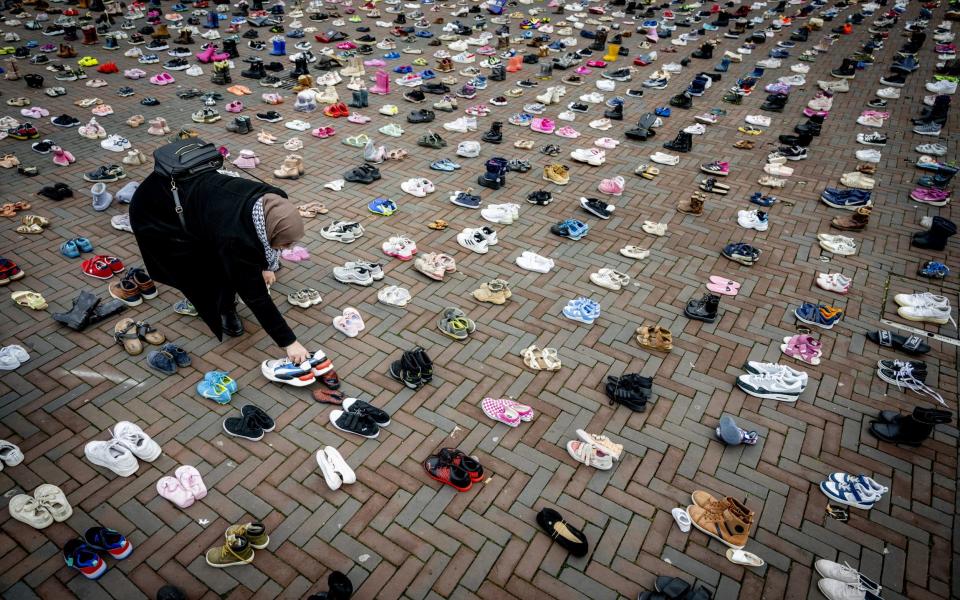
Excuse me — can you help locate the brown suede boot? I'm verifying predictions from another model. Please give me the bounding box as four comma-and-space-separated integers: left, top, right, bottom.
58, 44, 77, 58
688, 493, 753, 549
175, 29, 194, 44
677, 192, 705, 215
831, 206, 870, 231
152, 24, 170, 39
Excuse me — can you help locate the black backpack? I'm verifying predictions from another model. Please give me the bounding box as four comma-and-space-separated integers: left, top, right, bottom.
152, 138, 223, 228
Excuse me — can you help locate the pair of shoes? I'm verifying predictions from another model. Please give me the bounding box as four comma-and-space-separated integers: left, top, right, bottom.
205, 523, 270, 568
605, 373, 651, 411
63, 527, 133, 579
736, 362, 808, 401
819, 474, 888, 509
329, 398, 391, 439
9, 483, 69, 529
334, 260, 384, 286
53, 290, 126, 331
147, 343, 191, 375
262, 349, 339, 388
424, 447, 483, 491
389, 347, 433, 389
437, 307, 476, 340
482, 397, 533, 426
157, 465, 208, 507
641, 576, 715, 600
85, 421, 161, 476
316, 446, 356, 490
562, 297, 599, 323
715, 415, 759, 445
814, 561, 882, 600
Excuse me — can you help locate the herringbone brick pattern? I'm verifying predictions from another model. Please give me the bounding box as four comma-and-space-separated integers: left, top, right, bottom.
0, 1, 957, 599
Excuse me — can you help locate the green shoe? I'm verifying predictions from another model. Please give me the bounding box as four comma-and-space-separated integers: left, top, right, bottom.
205, 534, 253, 568
226, 523, 270, 550
174, 299, 197, 316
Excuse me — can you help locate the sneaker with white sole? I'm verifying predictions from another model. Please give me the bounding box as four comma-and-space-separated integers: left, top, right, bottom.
855, 149, 881, 163
742, 361, 809, 384
819, 478, 883, 509
260, 358, 316, 386
735, 372, 806, 401
85, 439, 139, 476
480, 203, 517, 224
856, 132, 887, 146
814, 560, 882, 593
111, 421, 162, 461
737, 209, 769, 231
457, 229, 489, 253
333, 264, 375, 285
817, 579, 883, 600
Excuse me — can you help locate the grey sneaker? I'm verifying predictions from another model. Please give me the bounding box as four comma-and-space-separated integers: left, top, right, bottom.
915, 142, 947, 156
912, 122, 942, 136
814, 560, 881, 591
817, 579, 882, 600
735, 372, 806, 401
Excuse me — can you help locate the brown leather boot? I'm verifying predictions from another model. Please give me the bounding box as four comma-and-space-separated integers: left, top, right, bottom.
635, 325, 673, 351
677, 192, 704, 215
152, 24, 170, 39
831, 206, 870, 231
688, 493, 753, 549
58, 44, 77, 58
175, 29, 194, 44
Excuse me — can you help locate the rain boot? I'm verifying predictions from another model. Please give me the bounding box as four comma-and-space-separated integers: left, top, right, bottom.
603, 41, 621, 62
205, 11, 219, 28
81, 25, 99, 45
912, 216, 957, 251
270, 37, 286, 55
222, 38, 239, 58
370, 69, 390, 94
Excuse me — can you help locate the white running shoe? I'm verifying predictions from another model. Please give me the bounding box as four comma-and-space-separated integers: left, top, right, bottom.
85, 439, 139, 476
112, 421, 162, 461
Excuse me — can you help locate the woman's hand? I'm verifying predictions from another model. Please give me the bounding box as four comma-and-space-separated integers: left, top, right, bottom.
262, 270, 276, 287
284, 341, 309, 364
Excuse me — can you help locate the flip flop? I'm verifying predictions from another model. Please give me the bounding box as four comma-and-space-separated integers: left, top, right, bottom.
671, 507, 691, 533
726, 548, 764, 567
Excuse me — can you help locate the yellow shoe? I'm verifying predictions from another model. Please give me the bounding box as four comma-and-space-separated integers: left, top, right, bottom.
78, 56, 99, 67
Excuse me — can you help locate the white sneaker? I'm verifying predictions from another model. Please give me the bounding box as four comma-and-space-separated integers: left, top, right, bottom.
579, 91, 605, 104
896, 300, 956, 326
925, 79, 957, 94
816, 272, 852, 293
8, 494, 54, 529
855, 149, 881, 163
381, 235, 417, 260
589, 268, 628, 291
457, 229, 489, 253
683, 123, 706, 135
779, 75, 806, 86
875, 86, 900, 99
916, 142, 947, 156
856, 114, 884, 127
481, 203, 516, 224
112, 421, 162, 461
737, 209, 769, 231
0, 439, 23, 467
442, 116, 477, 132
818, 234, 858, 255
790, 63, 810, 73
516, 251, 554, 272
894, 292, 949, 308
745, 114, 771, 127
743, 361, 808, 384
757, 58, 781, 68
815, 560, 881, 591
100, 134, 132, 152
85, 439, 139, 476
650, 151, 679, 165
570, 147, 605, 165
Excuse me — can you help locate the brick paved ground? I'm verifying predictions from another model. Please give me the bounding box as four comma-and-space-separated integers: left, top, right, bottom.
0, 0, 957, 599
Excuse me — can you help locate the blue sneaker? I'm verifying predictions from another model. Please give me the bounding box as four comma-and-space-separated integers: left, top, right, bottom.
562, 297, 599, 324
174, 298, 198, 316
205, 370, 238, 393
197, 379, 232, 403
60, 240, 80, 258
654, 106, 671, 117
384, 51, 400, 59
368, 196, 397, 215
416, 30, 433, 38
750, 192, 776, 207
794, 302, 844, 329
63, 539, 108, 580
551, 219, 589, 240
919, 261, 950, 279
820, 189, 872, 209
84, 527, 133, 560
430, 158, 460, 171
261, 358, 316, 387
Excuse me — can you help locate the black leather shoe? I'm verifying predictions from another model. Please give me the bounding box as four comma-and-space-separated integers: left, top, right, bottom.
221, 309, 244, 337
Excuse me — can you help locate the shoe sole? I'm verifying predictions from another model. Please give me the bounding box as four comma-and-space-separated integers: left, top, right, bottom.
86, 453, 139, 477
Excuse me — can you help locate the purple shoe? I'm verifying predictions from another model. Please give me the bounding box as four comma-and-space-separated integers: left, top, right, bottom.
910, 187, 951, 206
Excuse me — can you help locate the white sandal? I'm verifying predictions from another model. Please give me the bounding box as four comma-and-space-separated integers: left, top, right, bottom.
566, 440, 613, 470
575, 429, 623, 460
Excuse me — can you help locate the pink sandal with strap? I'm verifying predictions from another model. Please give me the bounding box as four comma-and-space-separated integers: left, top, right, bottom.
781, 334, 822, 365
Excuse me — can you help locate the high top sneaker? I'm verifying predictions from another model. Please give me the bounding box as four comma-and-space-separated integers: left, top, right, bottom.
489, 64, 506, 81
688, 492, 754, 549
211, 61, 232, 84
663, 131, 693, 153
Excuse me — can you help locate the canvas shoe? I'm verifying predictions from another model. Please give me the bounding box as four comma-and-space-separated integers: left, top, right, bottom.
925, 79, 957, 94
816, 272, 852, 293
815, 560, 882, 593
260, 358, 316, 386
856, 132, 887, 146
206, 534, 254, 568
855, 149, 881, 163
111, 421, 161, 461
84, 439, 139, 476
818, 580, 884, 600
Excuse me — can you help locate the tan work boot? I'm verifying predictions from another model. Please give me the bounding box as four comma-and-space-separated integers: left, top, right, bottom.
273, 156, 301, 179
635, 325, 673, 351
831, 207, 870, 231
225, 523, 270, 549
677, 192, 705, 215
543, 164, 570, 185
292, 74, 313, 92
205, 534, 254, 567
473, 279, 512, 304
687, 493, 754, 549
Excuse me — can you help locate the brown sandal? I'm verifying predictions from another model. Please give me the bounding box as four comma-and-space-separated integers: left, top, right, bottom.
115, 318, 144, 355
136, 321, 166, 345
387, 149, 407, 160
635, 325, 673, 351
733, 140, 754, 149
297, 201, 328, 217
13, 201, 31, 211
428, 219, 448, 230
0, 204, 16, 217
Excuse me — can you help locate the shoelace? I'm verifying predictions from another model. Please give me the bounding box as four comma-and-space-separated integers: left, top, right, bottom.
891, 363, 945, 405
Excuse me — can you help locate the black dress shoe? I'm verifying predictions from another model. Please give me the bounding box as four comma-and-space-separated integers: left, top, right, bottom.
221, 309, 244, 337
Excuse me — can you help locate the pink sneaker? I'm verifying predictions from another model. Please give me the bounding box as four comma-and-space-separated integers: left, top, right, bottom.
174, 465, 207, 501
531, 117, 555, 133
781, 334, 822, 365
555, 125, 580, 138
503, 398, 534, 421
225, 101, 243, 113
157, 476, 195, 508
598, 175, 625, 195
575, 65, 592, 75
594, 137, 619, 148
910, 187, 951, 206
149, 72, 174, 85
124, 68, 146, 79
802, 107, 829, 117
481, 397, 521, 427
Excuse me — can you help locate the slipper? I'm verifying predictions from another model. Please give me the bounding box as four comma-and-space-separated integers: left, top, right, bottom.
726, 548, 764, 567
706, 282, 739, 296
12, 290, 48, 310
671, 507, 691, 533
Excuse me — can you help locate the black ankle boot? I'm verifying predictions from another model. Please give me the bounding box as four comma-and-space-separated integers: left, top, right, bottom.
603, 103, 623, 120
912, 216, 956, 251
663, 131, 692, 152
52, 290, 101, 331
221, 307, 244, 337
481, 121, 503, 143
684, 293, 720, 322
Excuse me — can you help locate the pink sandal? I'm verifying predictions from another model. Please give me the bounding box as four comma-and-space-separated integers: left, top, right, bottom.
555, 125, 580, 138
225, 101, 244, 113
531, 117, 556, 134
781, 334, 822, 365
481, 397, 521, 427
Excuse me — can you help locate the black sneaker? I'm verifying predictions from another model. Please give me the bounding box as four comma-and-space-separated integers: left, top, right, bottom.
517, 79, 538, 87
116, 86, 135, 97
147, 39, 169, 50
240, 405, 275, 432
168, 47, 191, 57
223, 413, 265, 441
51, 114, 81, 127
627, 88, 644, 97
527, 190, 553, 205
389, 354, 422, 389
163, 58, 189, 70
568, 102, 589, 112
256, 111, 282, 122
411, 347, 432, 383
84, 166, 120, 182
342, 398, 390, 426
579, 197, 613, 219
141, 97, 160, 106
329, 410, 380, 438
31, 139, 54, 154
403, 89, 426, 103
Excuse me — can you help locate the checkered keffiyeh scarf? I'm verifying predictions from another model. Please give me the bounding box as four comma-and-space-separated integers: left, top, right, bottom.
252, 197, 280, 272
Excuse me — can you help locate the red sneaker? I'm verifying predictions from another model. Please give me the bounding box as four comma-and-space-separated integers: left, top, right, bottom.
439, 448, 484, 482
96, 255, 125, 273
82, 258, 114, 279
